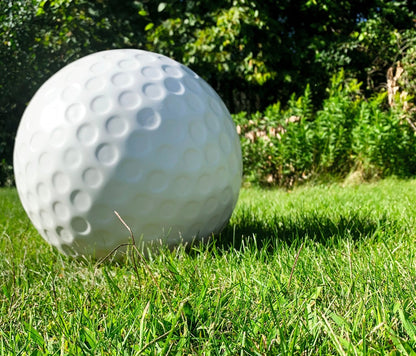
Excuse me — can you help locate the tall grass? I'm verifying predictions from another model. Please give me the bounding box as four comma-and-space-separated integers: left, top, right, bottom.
235, 70, 416, 186
2, 178, 416, 354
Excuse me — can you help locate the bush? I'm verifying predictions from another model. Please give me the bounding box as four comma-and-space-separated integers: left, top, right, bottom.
235, 85, 315, 186
234, 70, 416, 187
313, 71, 362, 175
352, 93, 416, 178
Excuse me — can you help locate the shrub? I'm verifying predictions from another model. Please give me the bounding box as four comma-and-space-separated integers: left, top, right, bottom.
352, 92, 416, 177
235, 69, 416, 187
313, 70, 362, 175
234, 85, 315, 186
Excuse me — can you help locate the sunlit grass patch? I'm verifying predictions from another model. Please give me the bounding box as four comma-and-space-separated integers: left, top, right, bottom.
1, 178, 416, 354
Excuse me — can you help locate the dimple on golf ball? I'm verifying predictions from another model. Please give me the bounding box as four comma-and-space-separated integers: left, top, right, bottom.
13, 49, 242, 258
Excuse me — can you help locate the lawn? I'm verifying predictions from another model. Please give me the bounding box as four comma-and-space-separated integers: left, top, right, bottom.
1, 178, 416, 354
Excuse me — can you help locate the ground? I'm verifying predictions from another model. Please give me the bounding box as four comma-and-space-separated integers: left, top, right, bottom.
1, 178, 416, 354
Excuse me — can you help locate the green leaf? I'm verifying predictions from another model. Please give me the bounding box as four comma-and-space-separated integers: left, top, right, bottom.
396, 304, 416, 342
145, 23, 154, 31
82, 327, 97, 349
24, 322, 45, 348
158, 3, 167, 12
103, 267, 121, 295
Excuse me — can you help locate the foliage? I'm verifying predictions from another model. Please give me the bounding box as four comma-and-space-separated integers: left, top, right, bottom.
1, 0, 416, 186
0, 160, 14, 187
235, 85, 315, 186
236, 70, 416, 186
316, 1, 415, 91
0, 0, 148, 185
395, 29, 416, 102
352, 93, 416, 177
2, 0, 415, 113
144, 0, 416, 111
313, 71, 362, 174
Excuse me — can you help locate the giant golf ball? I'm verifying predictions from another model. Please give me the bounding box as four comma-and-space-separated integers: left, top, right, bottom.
13, 49, 242, 258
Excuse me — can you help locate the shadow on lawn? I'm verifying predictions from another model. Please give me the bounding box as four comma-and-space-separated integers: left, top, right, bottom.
217, 210, 396, 250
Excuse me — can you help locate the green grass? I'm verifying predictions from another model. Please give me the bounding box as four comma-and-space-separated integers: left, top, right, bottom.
2, 178, 416, 354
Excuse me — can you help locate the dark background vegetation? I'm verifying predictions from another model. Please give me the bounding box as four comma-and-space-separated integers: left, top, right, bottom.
2, 0, 416, 186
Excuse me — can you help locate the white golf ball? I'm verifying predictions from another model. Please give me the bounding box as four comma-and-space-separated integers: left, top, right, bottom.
13, 49, 242, 258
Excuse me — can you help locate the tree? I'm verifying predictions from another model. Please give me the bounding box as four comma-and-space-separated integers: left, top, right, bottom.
144, 0, 416, 111
0, 0, 148, 184
1, 0, 416, 185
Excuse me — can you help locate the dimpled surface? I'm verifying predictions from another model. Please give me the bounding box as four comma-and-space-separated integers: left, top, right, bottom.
13, 49, 242, 258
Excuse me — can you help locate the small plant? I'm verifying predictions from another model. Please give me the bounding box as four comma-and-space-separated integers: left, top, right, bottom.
235, 68, 416, 186
234, 85, 315, 186
313, 70, 362, 175
351, 92, 416, 177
